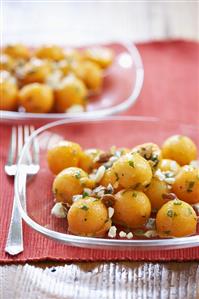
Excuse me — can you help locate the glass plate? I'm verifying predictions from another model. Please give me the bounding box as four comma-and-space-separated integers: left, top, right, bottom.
15, 117, 199, 250
1, 40, 144, 124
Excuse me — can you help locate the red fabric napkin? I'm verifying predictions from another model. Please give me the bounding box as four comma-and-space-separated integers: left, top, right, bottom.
0, 40, 199, 263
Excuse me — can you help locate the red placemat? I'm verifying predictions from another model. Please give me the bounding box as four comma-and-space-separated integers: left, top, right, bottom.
0, 40, 199, 263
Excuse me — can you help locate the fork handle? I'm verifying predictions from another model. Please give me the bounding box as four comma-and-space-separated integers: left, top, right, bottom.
5, 195, 24, 255
5, 171, 27, 256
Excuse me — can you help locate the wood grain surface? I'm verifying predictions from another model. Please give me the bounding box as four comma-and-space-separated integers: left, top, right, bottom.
1, 262, 199, 299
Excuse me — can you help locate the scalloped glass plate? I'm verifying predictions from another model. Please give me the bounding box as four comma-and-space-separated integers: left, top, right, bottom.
15, 117, 199, 250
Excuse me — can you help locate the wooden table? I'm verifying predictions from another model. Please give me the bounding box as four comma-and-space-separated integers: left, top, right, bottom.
1, 2, 199, 298
1, 262, 199, 298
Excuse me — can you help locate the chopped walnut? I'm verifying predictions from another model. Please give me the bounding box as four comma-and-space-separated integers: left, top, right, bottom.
95, 152, 113, 164
162, 193, 177, 201
101, 194, 116, 207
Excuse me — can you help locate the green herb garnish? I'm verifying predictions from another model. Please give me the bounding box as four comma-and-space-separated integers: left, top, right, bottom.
187, 181, 195, 192
115, 172, 119, 181
132, 192, 137, 198
151, 154, 158, 162
82, 192, 89, 198
152, 154, 160, 166
75, 171, 81, 179
80, 205, 89, 211
134, 229, 145, 236
167, 210, 174, 218
165, 172, 173, 178
173, 200, 182, 205
188, 207, 193, 215
128, 161, 135, 168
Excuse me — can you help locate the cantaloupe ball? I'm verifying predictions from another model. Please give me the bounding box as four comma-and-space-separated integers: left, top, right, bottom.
17, 58, 51, 84
68, 197, 111, 236
53, 167, 90, 204
0, 76, 18, 111
156, 199, 197, 238
78, 148, 103, 173
74, 60, 103, 91
35, 45, 65, 61
47, 140, 82, 175
144, 177, 171, 210
111, 152, 152, 189
18, 83, 54, 113
100, 167, 122, 192
162, 135, 197, 166
83, 47, 114, 68
3, 44, 31, 59
172, 166, 199, 204
113, 189, 151, 228
54, 75, 87, 112
0, 54, 15, 71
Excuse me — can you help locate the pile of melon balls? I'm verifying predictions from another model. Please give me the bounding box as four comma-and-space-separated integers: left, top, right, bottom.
0, 44, 113, 113
47, 134, 199, 239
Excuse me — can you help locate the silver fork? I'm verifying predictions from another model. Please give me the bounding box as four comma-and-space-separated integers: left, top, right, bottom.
4, 125, 39, 255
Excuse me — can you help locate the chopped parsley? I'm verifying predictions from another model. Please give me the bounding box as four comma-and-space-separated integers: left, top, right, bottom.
80, 205, 89, 211
115, 172, 119, 181
167, 210, 177, 217
149, 154, 160, 167
93, 198, 100, 202
122, 189, 128, 195
134, 229, 145, 236
187, 181, 195, 192
82, 192, 89, 198
151, 154, 159, 164
165, 172, 174, 178
75, 171, 81, 179
187, 207, 193, 215
173, 200, 182, 205
132, 192, 137, 198
128, 161, 135, 168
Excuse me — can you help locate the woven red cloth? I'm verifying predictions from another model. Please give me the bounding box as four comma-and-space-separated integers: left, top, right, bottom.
0, 40, 199, 263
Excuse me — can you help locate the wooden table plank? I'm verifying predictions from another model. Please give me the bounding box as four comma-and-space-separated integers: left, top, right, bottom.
1, 262, 199, 299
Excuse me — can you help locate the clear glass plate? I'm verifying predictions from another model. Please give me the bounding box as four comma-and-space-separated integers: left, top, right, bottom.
15, 117, 199, 250
1, 39, 144, 123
